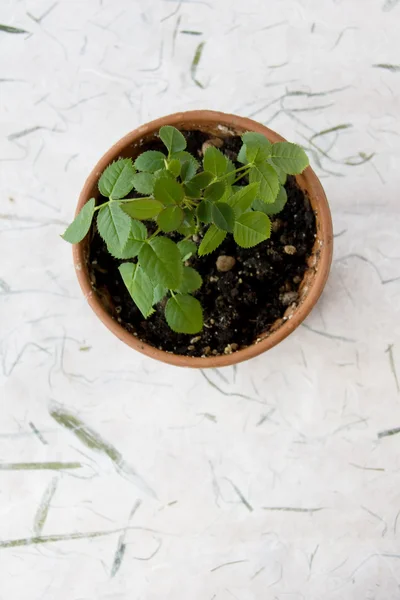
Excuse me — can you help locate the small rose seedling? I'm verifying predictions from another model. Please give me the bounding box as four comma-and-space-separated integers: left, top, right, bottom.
63, 126, 309, 334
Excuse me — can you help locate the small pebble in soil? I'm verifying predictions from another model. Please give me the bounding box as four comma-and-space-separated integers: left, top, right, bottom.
283, 304, 297, 319
293, 275, 302, 284
224, 149, 237, 162
187, 345, 195, 351
223, 343, 239, 354
216, 255, 236, 272
280, 291, 299, 306
284, 245, 297, 255
190, 336, 201, 344
271, 219, 283, 233
201, 137, 223, 155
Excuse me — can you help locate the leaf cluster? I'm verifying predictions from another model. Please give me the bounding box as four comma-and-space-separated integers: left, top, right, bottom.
63, 125, 309, 334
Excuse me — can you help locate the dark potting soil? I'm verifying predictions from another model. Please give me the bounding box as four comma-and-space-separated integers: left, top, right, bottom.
88, 131, 316, 357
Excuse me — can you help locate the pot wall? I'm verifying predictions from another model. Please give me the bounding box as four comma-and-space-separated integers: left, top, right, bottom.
73, 110, 333, 368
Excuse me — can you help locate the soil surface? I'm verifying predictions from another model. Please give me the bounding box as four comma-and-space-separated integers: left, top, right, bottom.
88, 131, 316, 357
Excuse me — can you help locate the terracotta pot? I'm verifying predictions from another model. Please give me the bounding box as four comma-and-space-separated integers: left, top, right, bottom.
73, 110, 333, 368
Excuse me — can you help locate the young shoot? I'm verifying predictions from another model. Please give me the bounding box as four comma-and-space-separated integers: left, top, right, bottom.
63, 126, 309, 334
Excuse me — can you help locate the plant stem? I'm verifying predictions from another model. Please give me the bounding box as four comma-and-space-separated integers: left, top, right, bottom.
216, 163, 252, 183
233, 169, 251, 184
94, 201, 108, 212
148, 227, 160, 241
183, 198, 197, 209
119, 196, 152, 202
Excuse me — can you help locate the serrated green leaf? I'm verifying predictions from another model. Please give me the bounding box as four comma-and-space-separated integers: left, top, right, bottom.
177, 240, 197, 261
183, 170, 213, 199
172, 151, 199, 180
252, 199, 266, 214
172, 150, 199, 167
117, 219, 147, 259
119, 263, 154, 318
219, 184, 233, 204
269, 142, 309, 174
175, 266, 202, 293
132, 172, 155, 195
204, 181, 225, 202
98, 159, 136, 199
134, 150, 166, 173
225, 183, 259, 217
153, 283, 167, 304
180, 161, 194, 182
242, 132, 272, 163
237, 144, 247, 164
253, 185, 288, 216
242, 132, 271, 147
249, 162, 279, 203
165, 294, 203, 334
167, 158, 181, 177
130, 219, 147, 239
139, 237, 183, 289
234, 211, 271, 248
159, 125, 187, 155
157, 205, 184, 232
190, 171, 214, 189
203, 146, 227, 177
121, 199, 163, 220
198, 224, 226, 256
102, 217, 145, 260
183, 181, 201, 199
197, 199, 213, 223
267, 159, 287, 184
224, 159, 236, 185
62, 198, 95, 244
154, 178, 184, 205
212, 202, 235, 232
177, 209, 196, 236
180, 161, 195, 183
177, 224, 196, 237
181, 208, 195, 228
97, 202, 132, 256
238, 133, 272, 165
245, 142, 270, 164
154, 168, 174, 182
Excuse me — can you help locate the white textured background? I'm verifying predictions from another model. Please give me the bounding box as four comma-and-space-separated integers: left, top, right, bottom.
1, 1, 400, 598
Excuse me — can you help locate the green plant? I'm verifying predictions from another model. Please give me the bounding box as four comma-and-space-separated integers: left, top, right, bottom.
63, 126, 309, 334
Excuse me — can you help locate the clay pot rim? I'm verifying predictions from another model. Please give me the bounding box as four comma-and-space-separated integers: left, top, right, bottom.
73, 110, 333, 368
